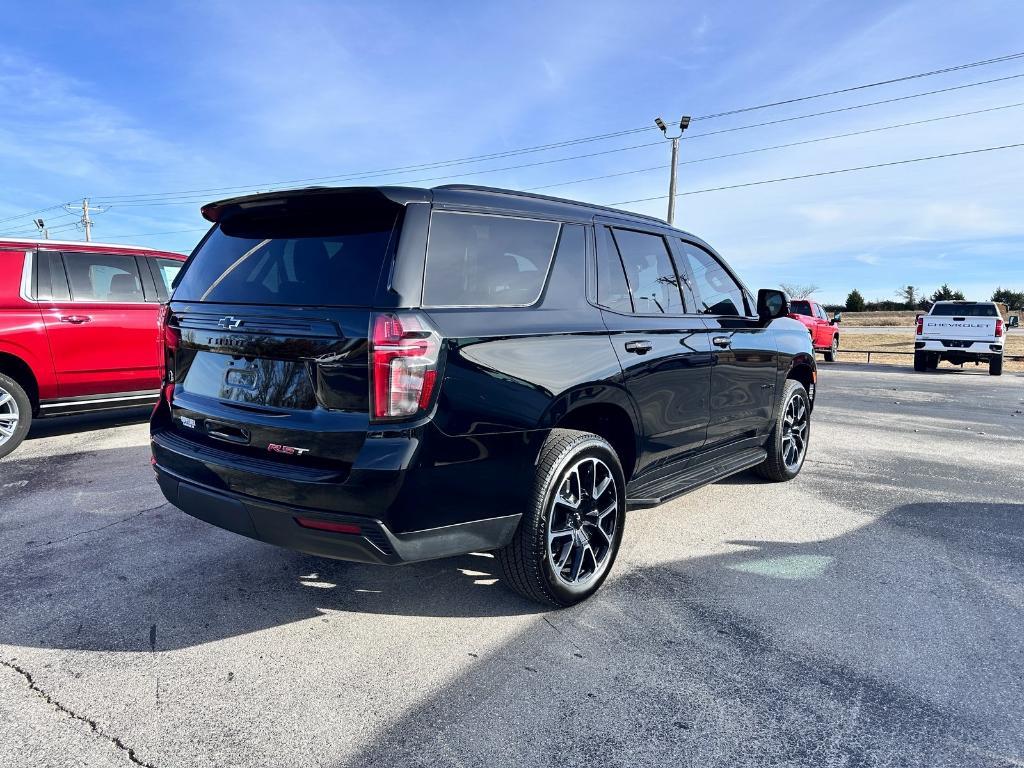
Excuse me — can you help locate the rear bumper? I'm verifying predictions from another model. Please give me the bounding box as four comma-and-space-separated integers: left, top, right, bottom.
916, 338, 1002, 359
155, 465, 521, 564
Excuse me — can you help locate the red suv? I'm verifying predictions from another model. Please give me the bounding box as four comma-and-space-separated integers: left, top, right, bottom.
0, 237, 186, 458
789, 299, 841, 361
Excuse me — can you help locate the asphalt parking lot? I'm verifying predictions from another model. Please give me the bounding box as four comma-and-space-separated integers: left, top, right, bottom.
1, 364, 1022, 768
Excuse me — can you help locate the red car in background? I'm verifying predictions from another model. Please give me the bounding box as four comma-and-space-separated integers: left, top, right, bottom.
789, 299, 841, 362
0, 237, 186, 458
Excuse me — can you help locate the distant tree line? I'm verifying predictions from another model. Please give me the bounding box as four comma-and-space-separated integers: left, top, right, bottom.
821, 285, 1024, 313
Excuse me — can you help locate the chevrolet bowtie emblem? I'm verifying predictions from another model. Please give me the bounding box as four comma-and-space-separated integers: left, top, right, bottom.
217, 316, 244, 329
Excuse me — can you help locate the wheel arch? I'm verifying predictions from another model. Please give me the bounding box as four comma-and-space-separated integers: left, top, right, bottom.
785, 353, 817, 409
0, 351, 39, 412
542, 385, 641, 481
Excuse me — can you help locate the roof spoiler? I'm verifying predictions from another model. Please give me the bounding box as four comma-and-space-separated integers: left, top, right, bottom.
200, 186, 431, 223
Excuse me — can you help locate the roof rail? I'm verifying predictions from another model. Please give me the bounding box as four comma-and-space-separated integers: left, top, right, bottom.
0, 236, 162, 252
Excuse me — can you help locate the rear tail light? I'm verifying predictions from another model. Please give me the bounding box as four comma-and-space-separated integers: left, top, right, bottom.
916, 318, 923, 336
995, 319, 1004, 338
159, 304, 180, 389
370, 312, 441, 420
159, 304, 180, 351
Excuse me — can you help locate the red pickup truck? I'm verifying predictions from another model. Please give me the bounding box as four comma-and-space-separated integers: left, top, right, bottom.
789, 299, 841, 362
0, 238, 186, 458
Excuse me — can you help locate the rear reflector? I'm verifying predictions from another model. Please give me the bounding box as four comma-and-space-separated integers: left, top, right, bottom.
294, 517, 363, 535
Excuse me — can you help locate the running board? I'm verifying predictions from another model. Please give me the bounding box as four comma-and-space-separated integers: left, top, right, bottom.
626, 447, 767, 510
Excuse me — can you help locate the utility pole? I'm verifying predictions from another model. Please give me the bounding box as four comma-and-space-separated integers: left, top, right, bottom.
654, 116, 691, 226
65, 198, 107, 241
82, 198, 93, 242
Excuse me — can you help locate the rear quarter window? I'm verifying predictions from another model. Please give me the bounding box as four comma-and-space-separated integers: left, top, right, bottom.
422, 212, 559, 307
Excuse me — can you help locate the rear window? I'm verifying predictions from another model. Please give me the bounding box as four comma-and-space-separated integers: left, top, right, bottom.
423, 212, 559, 307
930, 303, 997, 317
174, 209, 397, 306
790, 300, 813, 316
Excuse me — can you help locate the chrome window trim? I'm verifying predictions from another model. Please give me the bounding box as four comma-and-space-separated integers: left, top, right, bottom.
18, 250, 33, 302
420, 210, 562, 310
39, 392, 157, 409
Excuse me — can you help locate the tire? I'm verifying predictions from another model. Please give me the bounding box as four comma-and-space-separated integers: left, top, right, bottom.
823, 335, 838, 363
927, 353, 940, 370
913, 351, 927, 372
497, 429, 626, 608
990, 355, 1003, 376
0, 373, 32, 460
754, 379, 810, 482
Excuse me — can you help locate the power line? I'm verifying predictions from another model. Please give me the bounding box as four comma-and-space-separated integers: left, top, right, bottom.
0, 221, 81, 238
0, 203, 71, 228
100, 227, 209, 240
94, 71, 1024, 209
606, 142, 1024, 206
89, 51, 1024, 205
527, 101, 1024, 192
687, 51, 1024, 122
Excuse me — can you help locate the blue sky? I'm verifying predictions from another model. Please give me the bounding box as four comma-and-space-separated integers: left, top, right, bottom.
1, 0, 1022, 305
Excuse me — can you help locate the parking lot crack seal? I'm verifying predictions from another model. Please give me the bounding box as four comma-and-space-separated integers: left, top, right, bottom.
38, 502, 169, 547
0, 658, 158, 768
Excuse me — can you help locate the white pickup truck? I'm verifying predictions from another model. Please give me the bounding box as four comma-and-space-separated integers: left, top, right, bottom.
914, 301, 1006, 376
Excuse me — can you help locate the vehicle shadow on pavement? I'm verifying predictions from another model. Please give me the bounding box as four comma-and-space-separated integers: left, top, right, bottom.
24, 406, 152, 442
2, 481, 1022, 764
327, 500, 1024, 768
0, 508, 548, 655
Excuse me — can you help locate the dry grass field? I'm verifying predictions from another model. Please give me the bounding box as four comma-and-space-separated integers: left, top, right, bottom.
839, 311, 919, 327
839, 330, 1024, 372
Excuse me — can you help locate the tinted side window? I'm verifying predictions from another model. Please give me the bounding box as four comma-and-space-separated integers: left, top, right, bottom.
423, 212, 559, 307
680, 242, 747, 316
154, 258, 182, 296
596, 226, 632, 313
541, 223, 589, 309
35, 251, 71, 301
63, 252, 144, 302
612, 229, 684, 314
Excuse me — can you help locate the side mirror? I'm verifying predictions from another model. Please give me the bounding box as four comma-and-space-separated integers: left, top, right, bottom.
1009, 315, 1020, 328
831, 311, 842, 324
757, 288, 789, 322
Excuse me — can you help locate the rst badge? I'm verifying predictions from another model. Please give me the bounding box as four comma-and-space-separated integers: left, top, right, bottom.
267, 443, 310, 456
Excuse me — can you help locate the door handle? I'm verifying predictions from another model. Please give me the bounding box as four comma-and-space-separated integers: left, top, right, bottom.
624, 340, 653, 355
59, 315, 92, 324
712, 336, 732, 348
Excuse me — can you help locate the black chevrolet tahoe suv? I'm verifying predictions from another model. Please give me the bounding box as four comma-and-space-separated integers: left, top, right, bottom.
151, 184, 816, 607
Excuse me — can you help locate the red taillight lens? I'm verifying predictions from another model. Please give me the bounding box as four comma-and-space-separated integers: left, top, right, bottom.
370, 312, 441, 420
916, 319, 923, 335
159, 304, 180, 351
995, 319, 1004, 338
